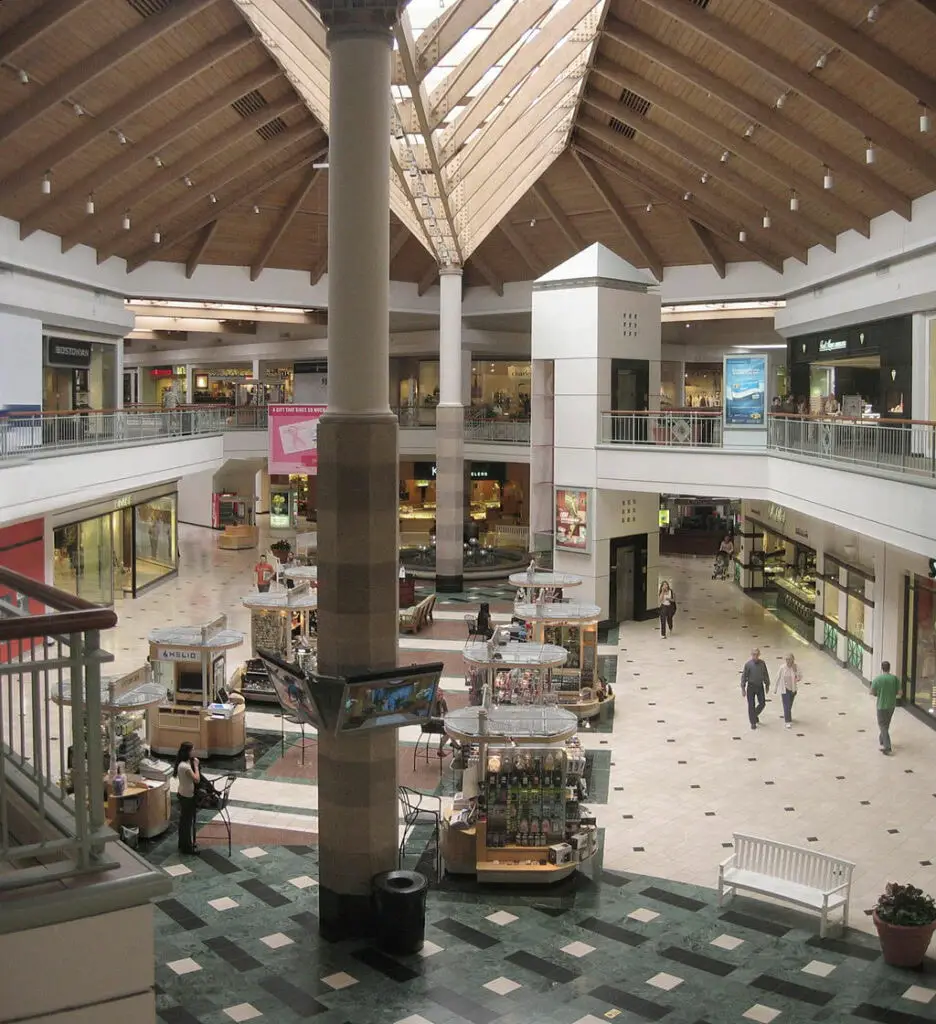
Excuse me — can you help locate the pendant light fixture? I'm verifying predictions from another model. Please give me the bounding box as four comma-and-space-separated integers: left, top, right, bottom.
700, 172, 709, 184
152, 229, 161, 244
122, 210, 131, 231
762, 210, 771, 229
720, 150, 730, 163
683, 191, 692, 201
153, 155, 164, 168
253, 205, 260, 215
865, 138, 876, 164
921, 104, 931, 133
789, 190, 799, 212
41, 171, 51, 195
209, 193, 217, 204
739, 229, 747, 243
18, 68, 29, 84
116, 130, 127, 145
823, 165, 834, 190
645, 203, 652, 213
85, 194, 95, 215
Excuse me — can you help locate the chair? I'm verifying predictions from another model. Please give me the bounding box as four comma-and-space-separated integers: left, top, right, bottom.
399, 785, 441, 879
201, 773, 237, 856
413, 717, 447, 773
465, 614, 486, 641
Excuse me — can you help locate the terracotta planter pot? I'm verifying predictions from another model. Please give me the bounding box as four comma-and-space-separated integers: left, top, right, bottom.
873, 910, 936, 967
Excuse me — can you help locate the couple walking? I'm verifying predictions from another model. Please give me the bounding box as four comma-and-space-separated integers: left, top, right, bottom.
740, 648, 801, 729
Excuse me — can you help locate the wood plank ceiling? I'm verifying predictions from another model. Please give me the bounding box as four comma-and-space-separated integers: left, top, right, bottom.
0, 0, 934, 290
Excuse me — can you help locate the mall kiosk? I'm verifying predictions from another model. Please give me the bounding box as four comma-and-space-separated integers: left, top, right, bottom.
214, 493, 258, 551
237, 584, 318, 702
147, 617, 247, 758
463, 640, 568, 706
440, 701, 598, 883
54, 666, 172, 838
515, 601, 602, 720
508, 570, 583, 605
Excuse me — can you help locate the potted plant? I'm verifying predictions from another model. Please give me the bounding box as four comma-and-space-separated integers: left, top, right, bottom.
270, 539, 292, 563
872, 883, 936, 966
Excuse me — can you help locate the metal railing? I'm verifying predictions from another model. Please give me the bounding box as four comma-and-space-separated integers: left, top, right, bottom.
464, 415, 531, 443
768, 413, 936, 480
0, 567, 118, 892
601, 409, 724, 447
0, 406, 229, 460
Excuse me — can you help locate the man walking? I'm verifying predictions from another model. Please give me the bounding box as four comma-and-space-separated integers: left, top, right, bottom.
741, 647, 770, 730
870, 661, 901, 755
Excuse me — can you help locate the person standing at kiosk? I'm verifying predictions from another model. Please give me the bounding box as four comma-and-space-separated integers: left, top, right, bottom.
174, 741, 200, 855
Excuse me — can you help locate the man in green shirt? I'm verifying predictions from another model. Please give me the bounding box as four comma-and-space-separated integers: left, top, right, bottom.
870, 661, 901, 755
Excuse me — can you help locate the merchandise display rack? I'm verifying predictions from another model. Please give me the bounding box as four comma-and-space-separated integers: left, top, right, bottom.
463, 640, 568, 705
441, 703, 598, 883
508, 570, 583, 605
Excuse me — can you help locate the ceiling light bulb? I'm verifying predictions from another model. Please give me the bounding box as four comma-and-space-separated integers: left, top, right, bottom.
153, 155, 164, 168
209, 193, 217, 204
815, 52, 828, 69
921, 105, 931, 133
776, 93, 787, 109
116, 130, 127, 145
683, 191, 692, 201
867, 4, 880, 22
41, 172, 51, 195
744, 123, 755, 138
645, 203, 653, 213
253, 205, 260, 214
700, 172, 709, 184
18, 68, 29, 84
122, 211, 131, 231
762, 211, 771, 229
85, 195, 95, 215
152, 229, 161, 244
183, 176, 193, 187
720, 150, 730, 163
529, 217, 536, 227
790, 190, 800, 212
865, 139, 876, 164
739, 229, 747, 243
73, 103, 84, 117
823, 165, 834, 189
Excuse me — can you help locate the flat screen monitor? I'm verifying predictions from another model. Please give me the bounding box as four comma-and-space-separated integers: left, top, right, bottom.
257, 649, 324, 729
336, 663, 443, 734
176, 667, 203, 693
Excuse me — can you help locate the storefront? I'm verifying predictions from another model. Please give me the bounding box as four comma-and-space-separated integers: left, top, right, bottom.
902, 574, 936, 721
52, 485, 178, 603
43, 336, 118, 412
390, 358, 532, 422
191, 367, 250, 405
787, 315, 912, 417
658, 496, 738, 555
149, 366, 185, 407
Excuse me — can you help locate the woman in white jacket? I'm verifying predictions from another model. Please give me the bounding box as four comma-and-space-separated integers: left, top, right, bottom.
776, 653, 802, 728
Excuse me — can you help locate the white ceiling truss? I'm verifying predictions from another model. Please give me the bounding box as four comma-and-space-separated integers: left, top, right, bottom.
233, 0, 607, 265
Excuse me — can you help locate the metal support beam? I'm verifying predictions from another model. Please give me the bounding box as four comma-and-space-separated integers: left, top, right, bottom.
0, 0, 216, 144
184, 220, 219, 279
573, 150, 664, 281
415, 0, 500, 79
250, 166, 320, 281
468, 252, 504, 295
310, 252, 327, 285
0, 0, 96, 64
686, 219, 726, 279
499, 221, 544, 277
636, 0, 936, 182
418, 263, 439, 296
532, 181, 584, 253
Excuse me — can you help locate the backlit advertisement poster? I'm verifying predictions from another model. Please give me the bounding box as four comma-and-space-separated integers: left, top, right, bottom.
723, 355, 767, 427
555, 489, 590, 553
268, 404, 326, 474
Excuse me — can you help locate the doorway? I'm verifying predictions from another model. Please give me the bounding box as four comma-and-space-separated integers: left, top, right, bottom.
612, 359, 649, 412
608, 534, 649, 623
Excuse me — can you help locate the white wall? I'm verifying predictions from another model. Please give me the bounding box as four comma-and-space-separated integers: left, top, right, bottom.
0, 311, 42, 411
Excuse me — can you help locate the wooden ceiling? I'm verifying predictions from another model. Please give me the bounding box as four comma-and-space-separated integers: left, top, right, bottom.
1, 0, 935, 292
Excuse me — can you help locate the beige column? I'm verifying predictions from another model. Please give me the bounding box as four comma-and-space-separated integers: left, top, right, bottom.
435, 266, 465, 591
311, 0, 401, 941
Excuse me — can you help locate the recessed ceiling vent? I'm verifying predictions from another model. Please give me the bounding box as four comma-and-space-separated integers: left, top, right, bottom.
619, 88, 651, 117
232, 90, 269, 119
609, 118, 637, 139
691, 0, 710, 8
125, 0, 173, 16
257, 117, 288, 141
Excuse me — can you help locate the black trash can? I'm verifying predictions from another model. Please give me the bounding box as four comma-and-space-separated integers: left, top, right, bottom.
372, 870, 428, 955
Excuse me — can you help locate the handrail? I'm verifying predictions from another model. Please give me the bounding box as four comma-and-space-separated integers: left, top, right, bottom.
604, 408, 722, 416
0, 567, 118, 639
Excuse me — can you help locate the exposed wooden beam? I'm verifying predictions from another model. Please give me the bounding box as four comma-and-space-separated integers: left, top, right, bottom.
3, 28, 253, 200
572, 138, 786, 274
592, 56, 869, 238
637, 0, 936, 182
185, 220, 219, 279
763, 0, 936, 111
418, 263, 439, 296
416, 0, 500, 79
910, 0, 936, 17
310, 252, 327, 285
532, 181, 585, 253
469, 252, 504, 295
126, 140, 328, 272
583, 93, 827, 254
390, 223, 410, 264
0, 0, 216, 145
603, 16, 913, 219
0, 0, 96, 64
686, 219, 726, 279
250, 167, 320, 281
572, 150, 664, 281
23, 69, 280, 242
99, 121, 319, 263
498, 221, 545, 277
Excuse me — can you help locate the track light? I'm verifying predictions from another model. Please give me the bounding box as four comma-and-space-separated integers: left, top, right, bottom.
865, 138, 876, 164
153, 155, 164, 168
209, 193, 217, 204
253, 205, 260, 215
762, 210, 771, 229
18, 68, 29, 84
183, 176, 193, 187
823, 165, 834, 190
41, 172, 51, 195
152, 229, 161, 244
85, 195, 95, 215
116, 130, 127, 145
683, 191, 692, 201
867, 4, 880, 22
720, 150, 730, 163
790, 190, 800, 212
921, 104, 931, 133
744, 124, 755, 138
122, 211, 131, 231
700, 172, 709, 184
73, 103, 84, 117
739, 229, 747, 243
815, 52, 828, 69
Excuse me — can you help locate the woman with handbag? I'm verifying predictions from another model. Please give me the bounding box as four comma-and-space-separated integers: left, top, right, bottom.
174, 741, 200, 855
658, 580, 676, 638
776, 653, 802, 728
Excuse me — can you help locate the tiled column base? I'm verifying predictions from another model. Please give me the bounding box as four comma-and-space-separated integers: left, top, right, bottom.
435, 404, 464, 593
315, 413, 399, 940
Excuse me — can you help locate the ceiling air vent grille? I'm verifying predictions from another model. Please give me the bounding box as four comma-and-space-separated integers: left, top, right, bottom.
609, 118, 637, 139
257, 117, 289, 141
124, 0, 173, 16
619, 88, 651, 117
232, 90, 269, 119
691, 0, 710, 7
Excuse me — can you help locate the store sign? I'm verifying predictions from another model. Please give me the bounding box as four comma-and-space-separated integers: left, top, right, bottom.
767, 503, 786, 525
150, 367, 173, 378
507, 365, 531, 378
156, 647, 200, 662
555, 488, 590, 553
414, 462, 437, 479
46, 338, 91, 369
659, 509, 670, 527
818, 338, 847, 353
268, 403, 326, 474
723, 354, 767, 428
207, 368, 252, 378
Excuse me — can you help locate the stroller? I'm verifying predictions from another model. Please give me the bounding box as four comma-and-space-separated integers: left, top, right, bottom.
712, 552, 731, 581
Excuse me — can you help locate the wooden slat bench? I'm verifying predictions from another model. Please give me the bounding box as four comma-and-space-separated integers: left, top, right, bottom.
399, 594, 436, 634
717, 832, 855, 937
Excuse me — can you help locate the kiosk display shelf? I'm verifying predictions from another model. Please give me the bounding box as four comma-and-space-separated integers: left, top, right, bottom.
283, 565, 318, 583
463, 641, 568, 706
239, 585, 318, 703
508, 571, 583, 604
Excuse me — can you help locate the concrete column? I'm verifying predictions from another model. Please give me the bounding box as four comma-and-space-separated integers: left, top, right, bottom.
115, 340, 125, 410
184, 364, 194, 405
312, 2, 400, 941
436, 266, 465, 592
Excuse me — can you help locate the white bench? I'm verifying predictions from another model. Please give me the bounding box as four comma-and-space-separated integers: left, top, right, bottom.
717, 832, 855, 937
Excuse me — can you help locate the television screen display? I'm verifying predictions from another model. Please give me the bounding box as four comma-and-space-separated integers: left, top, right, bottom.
337, 663, 443, 734
257, 650, 324, 729
176, 667, 203, 693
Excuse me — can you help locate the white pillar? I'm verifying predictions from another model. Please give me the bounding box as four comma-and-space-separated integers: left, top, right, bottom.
439, 270, 463, 406
436, 266, 465, 591
184, 363, 194, 405
115, 339, 125, 409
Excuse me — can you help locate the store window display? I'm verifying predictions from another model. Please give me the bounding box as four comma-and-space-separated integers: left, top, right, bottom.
470, 361, 531, 419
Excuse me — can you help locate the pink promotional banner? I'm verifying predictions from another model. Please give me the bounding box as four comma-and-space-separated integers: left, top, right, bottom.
268, 404, 326, 474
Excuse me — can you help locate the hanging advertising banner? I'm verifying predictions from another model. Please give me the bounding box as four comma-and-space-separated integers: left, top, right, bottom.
268, 404, 326, 474
555, 488, 590, 553
723, 355, 767, 427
